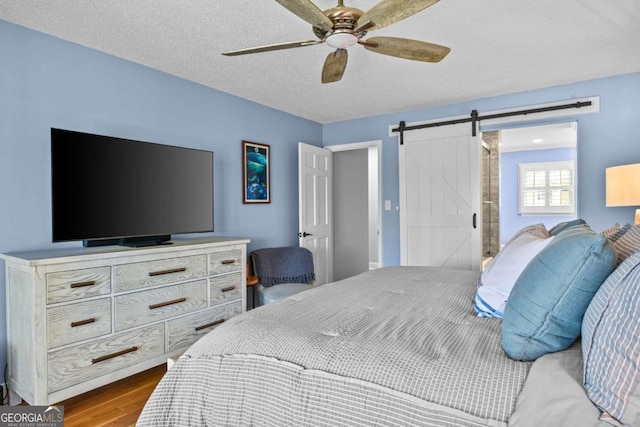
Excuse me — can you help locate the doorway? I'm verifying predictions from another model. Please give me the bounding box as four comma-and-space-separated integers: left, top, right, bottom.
481, 121, 578, 253
327, 141, 382, 281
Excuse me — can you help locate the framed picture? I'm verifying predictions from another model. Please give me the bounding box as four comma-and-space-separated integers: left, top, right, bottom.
242, 140, 270, 204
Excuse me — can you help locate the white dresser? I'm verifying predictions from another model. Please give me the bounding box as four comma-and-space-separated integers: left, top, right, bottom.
1, 237, 249, 405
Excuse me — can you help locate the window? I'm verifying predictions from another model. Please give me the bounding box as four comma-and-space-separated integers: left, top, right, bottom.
518, 160, 576, 215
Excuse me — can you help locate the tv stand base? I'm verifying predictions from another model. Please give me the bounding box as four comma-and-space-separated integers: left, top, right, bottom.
118, 236, 172, 248
83, 235, 171, 248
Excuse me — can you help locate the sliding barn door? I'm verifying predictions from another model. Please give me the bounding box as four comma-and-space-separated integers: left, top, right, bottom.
399, 123, 481, 270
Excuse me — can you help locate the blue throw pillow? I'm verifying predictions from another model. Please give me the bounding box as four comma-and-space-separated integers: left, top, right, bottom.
582, 253, 640, 425
547, 218, 586, 236
502, 226, 617, 361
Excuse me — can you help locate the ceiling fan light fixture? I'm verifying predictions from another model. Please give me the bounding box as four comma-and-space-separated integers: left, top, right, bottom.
222, 0, 451, 84
326, 32, 358, 49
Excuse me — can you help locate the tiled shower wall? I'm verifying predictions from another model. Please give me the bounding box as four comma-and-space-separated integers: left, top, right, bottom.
482, 131, 500, 257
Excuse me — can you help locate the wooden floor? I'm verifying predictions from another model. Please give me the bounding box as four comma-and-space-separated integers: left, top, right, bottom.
58, 364, 166, 427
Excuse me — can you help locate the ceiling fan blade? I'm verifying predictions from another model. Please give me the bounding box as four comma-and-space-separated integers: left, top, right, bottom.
275, 0, 333, 30
358, 0, 440, 31
321, 49, 348, 83
222, 40, 321, 56
362, 36, 450, 62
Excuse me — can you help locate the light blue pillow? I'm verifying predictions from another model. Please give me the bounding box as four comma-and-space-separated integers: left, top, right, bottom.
547, 218, 586, 236
582, 252, 640, 426
502, 226, 617, 361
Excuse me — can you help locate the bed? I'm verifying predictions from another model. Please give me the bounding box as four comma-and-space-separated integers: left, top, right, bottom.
136, 254, 638, 426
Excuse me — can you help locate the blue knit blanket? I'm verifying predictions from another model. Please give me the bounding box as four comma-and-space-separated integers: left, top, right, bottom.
250, 247, 315, 288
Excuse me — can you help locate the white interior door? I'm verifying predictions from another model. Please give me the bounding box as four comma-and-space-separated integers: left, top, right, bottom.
299, 143, 333, 285
399, 122, 481, 270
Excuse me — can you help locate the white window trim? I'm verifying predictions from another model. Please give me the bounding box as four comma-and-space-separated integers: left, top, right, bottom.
518, 160, 576, 215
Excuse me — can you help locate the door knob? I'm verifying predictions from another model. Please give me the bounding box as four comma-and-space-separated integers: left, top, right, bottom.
298, 232, 313, 237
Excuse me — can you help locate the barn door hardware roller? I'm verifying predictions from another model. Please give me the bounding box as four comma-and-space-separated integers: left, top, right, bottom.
393, 101, 592, 144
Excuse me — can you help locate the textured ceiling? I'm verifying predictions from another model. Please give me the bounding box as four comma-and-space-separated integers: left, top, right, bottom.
1, 1, 639, 123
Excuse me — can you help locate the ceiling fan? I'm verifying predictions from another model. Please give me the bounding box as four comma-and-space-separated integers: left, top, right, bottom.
222, 0, 450, 83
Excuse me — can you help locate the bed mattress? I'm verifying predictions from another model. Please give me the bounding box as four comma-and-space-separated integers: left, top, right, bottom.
138, 266, 532, 426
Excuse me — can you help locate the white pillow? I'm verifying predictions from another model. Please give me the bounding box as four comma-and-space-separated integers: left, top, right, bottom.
475, 224, 554, 318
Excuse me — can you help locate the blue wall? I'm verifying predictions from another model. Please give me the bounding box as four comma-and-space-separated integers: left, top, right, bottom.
0, 20, 322, 376
323, 72, 640, 265
500, 147, 576, 245
0, 19, 323, 252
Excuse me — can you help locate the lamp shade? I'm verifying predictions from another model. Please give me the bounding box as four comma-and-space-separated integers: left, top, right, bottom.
606, 163, 640, 207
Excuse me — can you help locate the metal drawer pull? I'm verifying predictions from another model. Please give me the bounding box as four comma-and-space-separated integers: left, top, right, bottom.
149, 297, 187, 310
71, 318, 96, 328
221, 286, 236, 292
221, 259, 236, 265
70, 280, 95, 289
149, 267, 186, 277
194, 318, 225, 331
92, 346, 139, 364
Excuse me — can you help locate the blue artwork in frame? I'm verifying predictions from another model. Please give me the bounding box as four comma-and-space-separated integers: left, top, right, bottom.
242, 140, 270, 204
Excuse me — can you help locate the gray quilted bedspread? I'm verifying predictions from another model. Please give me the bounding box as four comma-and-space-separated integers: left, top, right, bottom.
137, 266, 532, 427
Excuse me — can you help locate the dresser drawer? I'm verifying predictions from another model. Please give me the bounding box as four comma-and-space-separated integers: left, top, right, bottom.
47, 298, 112, 349
46, 267, 111, 304
167, 301, 242, 353
114, 280, 207, 331
210, 272, 242, 305
209, 250, 242, 275
114, 255, 207, 292
48, 323, 165, 393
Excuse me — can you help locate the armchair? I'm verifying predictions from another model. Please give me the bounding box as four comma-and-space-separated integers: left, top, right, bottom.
249, 246, 316, 306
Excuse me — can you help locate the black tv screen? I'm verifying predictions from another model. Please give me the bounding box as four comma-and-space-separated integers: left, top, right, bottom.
51, 128, 214, 246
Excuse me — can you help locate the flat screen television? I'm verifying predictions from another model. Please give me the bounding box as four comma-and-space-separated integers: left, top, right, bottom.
51, 128, 214, 247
